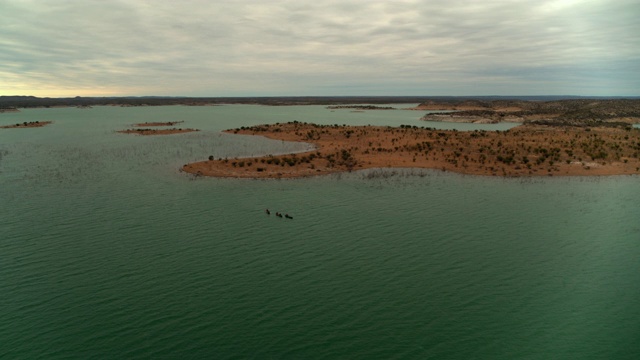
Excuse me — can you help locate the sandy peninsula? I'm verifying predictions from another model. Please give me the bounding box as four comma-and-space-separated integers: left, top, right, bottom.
0, 121, 52, 128
182, 121, 640, 178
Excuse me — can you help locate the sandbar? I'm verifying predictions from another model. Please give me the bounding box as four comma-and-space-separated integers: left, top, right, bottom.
182, 122, 640, 178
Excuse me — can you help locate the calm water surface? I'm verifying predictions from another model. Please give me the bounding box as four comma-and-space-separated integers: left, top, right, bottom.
1, 106, 639, 359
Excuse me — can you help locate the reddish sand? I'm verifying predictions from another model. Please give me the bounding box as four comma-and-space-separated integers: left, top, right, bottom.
0, 121, 52, 128
118, 128, 199, 135
182, 122, 640, 178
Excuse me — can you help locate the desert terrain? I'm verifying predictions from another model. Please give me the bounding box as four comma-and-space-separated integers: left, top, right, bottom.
183, 121, 640, 178
417, 99, 640, 125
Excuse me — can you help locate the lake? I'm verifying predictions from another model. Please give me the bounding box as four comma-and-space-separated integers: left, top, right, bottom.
1, 105, 639, 359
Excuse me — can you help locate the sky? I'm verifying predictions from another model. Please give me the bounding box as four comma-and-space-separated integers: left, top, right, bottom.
1, 0, 639, 97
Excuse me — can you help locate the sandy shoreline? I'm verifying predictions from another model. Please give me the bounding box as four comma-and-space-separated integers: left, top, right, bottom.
182, 122, 640, 178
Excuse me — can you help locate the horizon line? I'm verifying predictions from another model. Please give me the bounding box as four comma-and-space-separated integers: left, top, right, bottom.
3, 94, 640, 99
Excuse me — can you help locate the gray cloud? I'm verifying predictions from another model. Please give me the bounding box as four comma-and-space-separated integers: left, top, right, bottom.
0, 0, 638, 96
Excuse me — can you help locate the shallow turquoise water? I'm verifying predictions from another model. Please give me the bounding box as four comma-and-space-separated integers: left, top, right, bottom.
1, 106, 639, 359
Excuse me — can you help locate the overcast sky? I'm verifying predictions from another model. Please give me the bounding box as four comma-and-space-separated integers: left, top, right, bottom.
1, 0, 638, 97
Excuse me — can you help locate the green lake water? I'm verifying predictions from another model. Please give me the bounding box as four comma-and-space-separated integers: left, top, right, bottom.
1, 105, 639, 359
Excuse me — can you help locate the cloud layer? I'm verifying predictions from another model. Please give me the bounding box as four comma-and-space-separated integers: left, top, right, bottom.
1, 0, 638, 96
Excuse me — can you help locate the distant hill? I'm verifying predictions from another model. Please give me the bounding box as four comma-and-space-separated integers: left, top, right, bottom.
2, 95, 638, 110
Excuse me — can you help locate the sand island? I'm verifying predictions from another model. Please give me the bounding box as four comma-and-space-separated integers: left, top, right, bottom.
118, 128, 199, 135
133, 121, 185, 127
182, 121, 640, 178
0, 121, 52, 128
118, 121, 198, 135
